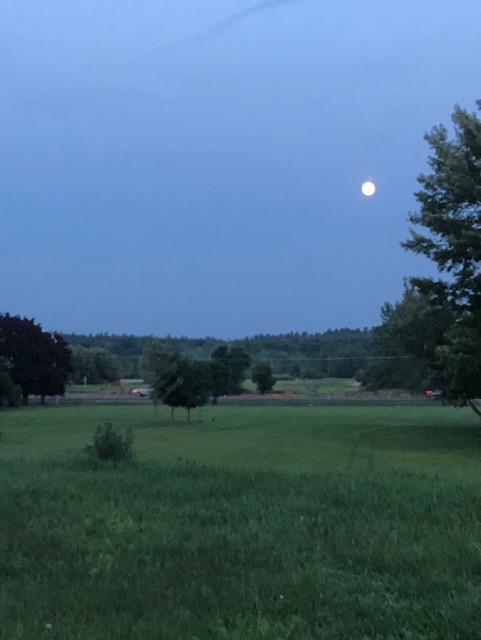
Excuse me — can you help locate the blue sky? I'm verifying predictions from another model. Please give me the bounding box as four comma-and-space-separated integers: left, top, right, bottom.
1, 0, 480, 337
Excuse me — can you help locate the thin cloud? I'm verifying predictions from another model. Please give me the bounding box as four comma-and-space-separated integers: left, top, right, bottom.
209, 0, 299, 34
133, 0, 300, 60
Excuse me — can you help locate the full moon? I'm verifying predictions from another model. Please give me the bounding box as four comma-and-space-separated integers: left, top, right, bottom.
361, 181, 376, 197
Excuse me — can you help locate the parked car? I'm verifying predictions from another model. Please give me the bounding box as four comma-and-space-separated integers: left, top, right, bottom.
425, 389, 443, 399
131, 387, 153, 397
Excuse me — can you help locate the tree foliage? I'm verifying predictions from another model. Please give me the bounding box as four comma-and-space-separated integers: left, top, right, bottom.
0, 314, 73, 402
71, 346, 120, 384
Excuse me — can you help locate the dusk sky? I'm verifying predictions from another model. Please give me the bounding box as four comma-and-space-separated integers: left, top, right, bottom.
2, 1, 480, 338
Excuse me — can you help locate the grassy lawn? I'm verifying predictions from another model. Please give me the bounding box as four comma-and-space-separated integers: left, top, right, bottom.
1, 403, 480, 480
66, 379, 142, 395
241, 377, 365, 396
2, 403, 481, 638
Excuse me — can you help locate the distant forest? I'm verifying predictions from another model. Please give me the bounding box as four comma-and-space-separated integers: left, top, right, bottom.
62, 329, 380, 381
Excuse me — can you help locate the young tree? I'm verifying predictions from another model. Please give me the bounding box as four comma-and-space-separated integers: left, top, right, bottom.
402, 100, 481, 413
146, 344, 211, 423
251, 362, 276, 394
176, 360, 212, 422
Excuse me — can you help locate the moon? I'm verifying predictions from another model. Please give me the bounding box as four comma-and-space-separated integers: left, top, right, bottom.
361, 181, 376, 197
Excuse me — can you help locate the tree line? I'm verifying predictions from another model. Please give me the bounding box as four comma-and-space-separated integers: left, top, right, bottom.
62, 328, 378, 381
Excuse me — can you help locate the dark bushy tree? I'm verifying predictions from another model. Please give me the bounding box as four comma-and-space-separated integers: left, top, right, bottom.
0, 314, 73, 402
251, 362, 276, 394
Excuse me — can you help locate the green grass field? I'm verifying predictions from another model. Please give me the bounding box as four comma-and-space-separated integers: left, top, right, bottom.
66, 379, 143, 395
2, 403, 481, 638
241, 377, 365, 396
2, 403, 480, 479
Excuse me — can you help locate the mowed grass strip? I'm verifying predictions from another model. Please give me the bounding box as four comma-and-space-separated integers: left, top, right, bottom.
1, 403, 481, 480
2, 458, 481, 639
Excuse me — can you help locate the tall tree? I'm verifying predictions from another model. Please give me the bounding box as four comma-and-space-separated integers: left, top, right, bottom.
0, 314, 73, 402
402, 100, 481, 412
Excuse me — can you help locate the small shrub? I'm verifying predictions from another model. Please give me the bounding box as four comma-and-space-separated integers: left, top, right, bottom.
86, 422, 134, 462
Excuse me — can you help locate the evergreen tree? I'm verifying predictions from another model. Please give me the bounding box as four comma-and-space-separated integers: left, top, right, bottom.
402, 101, 481, 412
